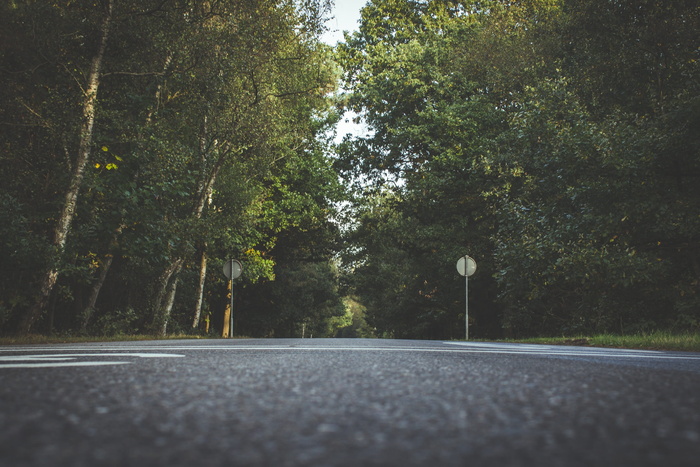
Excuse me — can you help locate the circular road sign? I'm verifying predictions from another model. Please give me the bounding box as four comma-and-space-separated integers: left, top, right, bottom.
456, 255, 477, 277
223, 259, 243, 280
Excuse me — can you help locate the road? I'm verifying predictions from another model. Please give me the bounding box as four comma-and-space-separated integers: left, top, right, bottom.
1, 338, 699, 466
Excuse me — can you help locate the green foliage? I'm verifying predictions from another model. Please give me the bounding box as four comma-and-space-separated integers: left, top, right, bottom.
94, 307, 140, 337
588, 332, 700, 352
330, 297, 375, 338
239, 140, 347, 337
240, 260, 345, 338
338, 0, 700, 338
0, 194, 53, 331
4, 0, 698, 339
1, 0, 344, 336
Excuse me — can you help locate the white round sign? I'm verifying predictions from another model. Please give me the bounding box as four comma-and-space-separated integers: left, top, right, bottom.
456, 255, 477, 277
223, 259, 243, 280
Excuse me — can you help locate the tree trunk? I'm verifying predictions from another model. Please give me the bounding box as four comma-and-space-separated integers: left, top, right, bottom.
192, 245, 208, 330
150, 258, 183, 335
80, 254, 114, 333
18, 0, 114, 334
222, 279, 232, 338
158, 275, 180, 337
80, 223, 124, 332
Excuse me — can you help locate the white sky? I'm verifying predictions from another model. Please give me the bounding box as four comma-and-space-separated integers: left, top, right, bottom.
321, 0, 366, 45
322, 0, 368, 142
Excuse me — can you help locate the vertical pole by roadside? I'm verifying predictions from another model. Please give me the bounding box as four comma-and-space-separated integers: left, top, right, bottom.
222, 279, 231, 338
230, 274, 234, 339
465, 273, 469, 341
456, 255, 476, 342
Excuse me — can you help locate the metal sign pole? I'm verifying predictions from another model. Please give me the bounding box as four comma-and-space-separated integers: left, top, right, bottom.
465, 273, 469, 341
222, 258, 242, 339
456, 255, 476, 342
229, 272, 234, 339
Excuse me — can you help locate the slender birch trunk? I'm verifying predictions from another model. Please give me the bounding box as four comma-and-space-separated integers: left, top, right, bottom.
158, 275, 180, 337
150, 258, 183, 334
80, 254, 113, 332
80, 223, 124, 332
192, 245, 208, 330
18, 0, 114, 334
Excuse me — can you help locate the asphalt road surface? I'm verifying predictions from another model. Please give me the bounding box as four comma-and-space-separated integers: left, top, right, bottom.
1, 339, 699, 466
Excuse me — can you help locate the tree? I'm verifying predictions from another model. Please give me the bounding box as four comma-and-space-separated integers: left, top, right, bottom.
336, 0, 523, 338
140, 0, 339, 335
1, 0, 342, 337
0, 0, 115, 334
238, 118, 347, 338
489, 0, 700, 335
1, 0, 200, 334
337, 0, 699, 337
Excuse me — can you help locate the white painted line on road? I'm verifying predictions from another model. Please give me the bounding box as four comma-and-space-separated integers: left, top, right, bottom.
446, 341, 663, 354
448, 342, 553, 350
0, 353, 185, 369
441, 343, 700, 360
0, 353, 185, 359
0, 361, 129, 369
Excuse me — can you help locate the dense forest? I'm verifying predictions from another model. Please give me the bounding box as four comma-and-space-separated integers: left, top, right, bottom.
1, 0, 698, 339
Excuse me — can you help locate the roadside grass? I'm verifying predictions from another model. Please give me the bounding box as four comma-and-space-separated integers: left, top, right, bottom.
501, 331, 700, 352
0, 334, 210, 346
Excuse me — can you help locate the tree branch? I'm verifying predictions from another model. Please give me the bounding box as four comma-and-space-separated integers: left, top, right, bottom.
102, 70, 167, 78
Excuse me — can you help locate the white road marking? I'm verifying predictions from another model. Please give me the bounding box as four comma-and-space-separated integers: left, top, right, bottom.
0, 353, 185, 369
0, 361, 130, 369
442, 342, 700, 360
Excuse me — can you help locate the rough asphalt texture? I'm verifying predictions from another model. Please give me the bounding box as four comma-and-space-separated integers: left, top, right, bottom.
1, 339, 699, 466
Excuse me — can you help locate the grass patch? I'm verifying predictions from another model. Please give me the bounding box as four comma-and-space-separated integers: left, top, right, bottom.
0, 334, 213, 346
501, 331, 700, 352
